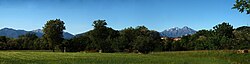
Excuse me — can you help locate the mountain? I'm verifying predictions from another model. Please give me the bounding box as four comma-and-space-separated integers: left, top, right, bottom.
31, 29, 43, 37
0, 28, 74, 39
31, 29, 74, 39
74, 33, 85, 38
0, 28, 27, 38
160, 26, 196, 38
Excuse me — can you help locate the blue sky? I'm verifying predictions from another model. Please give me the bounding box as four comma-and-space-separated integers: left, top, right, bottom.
0, 0, 249, 35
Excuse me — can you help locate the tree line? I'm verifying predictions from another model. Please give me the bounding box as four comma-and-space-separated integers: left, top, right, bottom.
162, 22, 250, 51
0, 19, 249, 54
0, 0, 248, 54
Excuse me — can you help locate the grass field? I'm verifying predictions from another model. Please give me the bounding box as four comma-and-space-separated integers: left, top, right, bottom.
0, 50, 249, 64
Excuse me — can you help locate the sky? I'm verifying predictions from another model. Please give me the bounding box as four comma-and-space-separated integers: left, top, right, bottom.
0, 0, 249, 35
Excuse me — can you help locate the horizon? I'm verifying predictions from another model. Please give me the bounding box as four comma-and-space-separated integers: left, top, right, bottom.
0, 0, 249, 35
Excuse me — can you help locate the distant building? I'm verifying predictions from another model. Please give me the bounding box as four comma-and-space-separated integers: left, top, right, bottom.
173, 38, 181, 41
161, 37, 168, 40
161, 37, 181, 41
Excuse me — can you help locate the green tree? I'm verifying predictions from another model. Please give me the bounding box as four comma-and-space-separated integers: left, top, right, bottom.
92, 20, 107, 28
193, 36, 206, 50
134, 36, 154, 54
232, 0, 250, 14
33, 38, 49, 50
219, 36, 235, 49
84, 31, 97, 51
43, 19, 65, 52
0, 36, 10, 50
171, 41, 182, 51
7, 39, 21, 50
18, 32, 38, 49
67, 35, 89, 52
194, 30, 214, 37
187, 30, 215, 50
178, 35, 191, 50
161, 37, 173, 51
233, 26, 250, 49
119, 27, 136, 52
133, 26, 161, 54
111, 35, 129, 52
213, 22, 235, 49
0, 36, 9, 43
88, 20, 118, 52
213, 22, 234, 38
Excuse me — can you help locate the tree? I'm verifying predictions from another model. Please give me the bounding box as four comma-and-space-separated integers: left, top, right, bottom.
233, 26, 250, 49
18, 32, 38, 49
187, 30, 216, 50
178, 35, 191, 50
232, 0, 250, 14
212, 22, 236, 49
161, 37, 173, 51
134, 36, 154, 54
219, 36, 235, 49
118, 27, 136, 52
66, 35, 89, 52
88, 20, 118, 53
7, 39, 21, 50
92, 20, 107, 28
213, 22, 234, 38
171, 41, 182, 51
84, 31, 98, 51
0, 36, 9, 43
133, 26, 161, 54
33, 38, 49, 50
43, 19, 65, 52
111, 35, 129, 52
194, 30, 214, 37
0, 36, 9, 50
193, 36, 208, 50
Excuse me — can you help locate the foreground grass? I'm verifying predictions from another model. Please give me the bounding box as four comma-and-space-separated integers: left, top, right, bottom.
0, 50, 249, 64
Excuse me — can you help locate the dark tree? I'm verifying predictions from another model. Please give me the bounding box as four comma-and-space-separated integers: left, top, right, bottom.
233, 26, 250, 49
43, 19, 65, 52
92, 20, 107, 28
111, 35, 129, 52
18, 32, 38, 49
88, 20, 118, 53
133, 26, 161, 54
134, 36, 154, 54
232, 0, 250, 14
67, 35, 90, 52
0, 36, 10, 50
119, 27, 136, 52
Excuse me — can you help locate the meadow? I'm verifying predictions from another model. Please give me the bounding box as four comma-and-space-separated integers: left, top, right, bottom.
0, 50, 249, 64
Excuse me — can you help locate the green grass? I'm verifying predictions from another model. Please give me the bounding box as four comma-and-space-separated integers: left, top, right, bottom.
0, 50, 249, 64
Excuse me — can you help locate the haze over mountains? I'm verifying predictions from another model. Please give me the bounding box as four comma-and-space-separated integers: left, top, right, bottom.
0, 28, 74, 39
160, 26, 197, 38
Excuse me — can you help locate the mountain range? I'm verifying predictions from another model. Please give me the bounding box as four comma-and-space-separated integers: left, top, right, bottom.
0, 28, 74, 39
160, 26, 196, 38
0, 26, 196, 39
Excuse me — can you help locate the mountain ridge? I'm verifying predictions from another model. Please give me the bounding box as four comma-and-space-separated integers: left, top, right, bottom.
160, 26, 196, 38
0, 28, 74, 39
